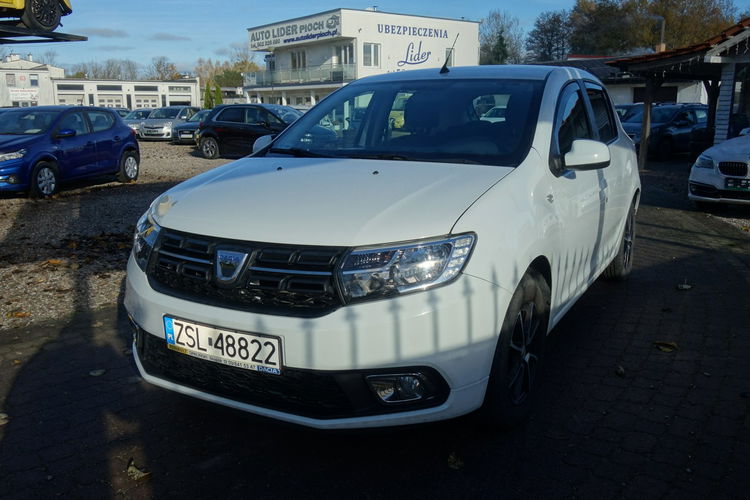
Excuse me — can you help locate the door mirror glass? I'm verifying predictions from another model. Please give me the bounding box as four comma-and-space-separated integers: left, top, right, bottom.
564, 139, 610, 170
252, 134, 274, 154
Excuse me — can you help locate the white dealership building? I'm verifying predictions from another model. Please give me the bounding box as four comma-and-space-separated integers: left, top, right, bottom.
244, 8, 479, 106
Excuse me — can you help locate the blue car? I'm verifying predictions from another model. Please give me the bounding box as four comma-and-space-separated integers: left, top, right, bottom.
0, 106, 140, 198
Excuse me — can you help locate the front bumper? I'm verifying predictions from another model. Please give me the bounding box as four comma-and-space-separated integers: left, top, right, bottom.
688, 168, 750, 205
141, 128, 173, 140
125, 254, 510, 429
0, 159, 29, 191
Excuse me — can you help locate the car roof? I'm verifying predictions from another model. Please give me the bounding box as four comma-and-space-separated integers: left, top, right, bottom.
3, 105, 116, 113
353, 65, 594, 85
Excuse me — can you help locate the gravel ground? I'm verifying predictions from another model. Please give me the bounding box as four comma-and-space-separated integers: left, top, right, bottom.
0, 145, 748, 331
0, 141, 228, 331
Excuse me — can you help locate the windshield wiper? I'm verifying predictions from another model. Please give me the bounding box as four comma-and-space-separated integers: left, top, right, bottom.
348, 153, 416, 161
269, 147, 329, 158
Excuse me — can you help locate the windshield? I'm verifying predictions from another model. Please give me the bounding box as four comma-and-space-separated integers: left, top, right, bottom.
0, 109, 60, 135
126, 109, 151, 120
187, 109, 209, 122
150, 108, 180, 119
624, 107, 677, 124
269, 78, 544, 167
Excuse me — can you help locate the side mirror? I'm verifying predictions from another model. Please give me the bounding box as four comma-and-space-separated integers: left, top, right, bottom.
739, 127, 750, 136
252, 134, 274, 154
56, 129, 77, 138
564, 139, 610, 170
674, 119, 690, 127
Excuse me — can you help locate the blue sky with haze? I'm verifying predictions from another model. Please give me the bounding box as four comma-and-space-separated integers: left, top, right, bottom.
14, 0, 575, 73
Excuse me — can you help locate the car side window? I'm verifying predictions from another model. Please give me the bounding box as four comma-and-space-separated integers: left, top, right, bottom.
245, 107, 261, 124
59, 111, 89, 136
86, 111, 115, 132
178, 109, 189, 119
585, 83, 617, 143
692, 109, 707, 124
217, 107, 243, 123
259, 109, 283, 126
556, 85, 592, 155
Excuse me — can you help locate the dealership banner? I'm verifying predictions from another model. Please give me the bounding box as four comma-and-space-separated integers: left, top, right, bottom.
9, 88, 39, 101
249, 13, 341, 50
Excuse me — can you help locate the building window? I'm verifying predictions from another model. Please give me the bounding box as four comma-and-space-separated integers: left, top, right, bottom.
168, 86, 191, 92
134, 85, 158, 92
445, 48, 454, 67
30, 74, 39, 87
6, 73, 15, 86
363, 43, 380, 67
335, 44, 354, 65
57, 84, 84, 91
291, 51, 306, 70
97, 84, 122, 91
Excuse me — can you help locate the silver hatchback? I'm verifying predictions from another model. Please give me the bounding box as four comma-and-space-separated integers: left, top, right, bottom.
140, 106, 200, 140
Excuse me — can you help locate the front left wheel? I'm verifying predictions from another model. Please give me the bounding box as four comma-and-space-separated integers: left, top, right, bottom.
29, 161, 59, 199
21, 0, 62, 31
482, 269, 550, 429
117, 150, 140, 183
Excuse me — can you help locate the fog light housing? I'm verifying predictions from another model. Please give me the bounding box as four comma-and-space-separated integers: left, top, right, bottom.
0, 175, 19, 184
366, 373, 431, 403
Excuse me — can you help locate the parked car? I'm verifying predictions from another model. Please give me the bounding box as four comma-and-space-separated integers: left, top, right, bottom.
140, 106, 200, 141
123, 108, 153, 138
112, 107, 131, 118
171, 109, 210, 145
125, 65, 640, 429
480, 105, 507, 123
614, 103, 642, 122
688, 133, 750, 207
0, 0, 72, 32
196, 104, 302, 158
620, 103, 708, 159
0, 106, 140, 197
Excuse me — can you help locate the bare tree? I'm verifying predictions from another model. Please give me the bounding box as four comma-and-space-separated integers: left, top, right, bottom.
36, 50, 58, 66
480, 10, 525, 64
146, 56, 181, 80
526, 10, 572, 62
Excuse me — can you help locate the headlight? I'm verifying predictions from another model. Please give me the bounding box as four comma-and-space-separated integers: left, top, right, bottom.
133, 209, 161, 271
164, 122, 173, 129
694, 154, 714, 169
0, 149, 27, 162
339, 233, 475, 302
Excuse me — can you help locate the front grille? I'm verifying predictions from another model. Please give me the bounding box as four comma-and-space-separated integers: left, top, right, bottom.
148, 229, 345, 317
718, 162, 749, 177
135, 327, 449, 419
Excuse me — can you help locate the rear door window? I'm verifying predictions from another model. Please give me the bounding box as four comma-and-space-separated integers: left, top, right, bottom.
86, 110, 115, 132
217, 107, 244, 123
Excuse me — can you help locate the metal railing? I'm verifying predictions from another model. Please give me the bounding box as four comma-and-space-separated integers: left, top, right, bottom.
244, 64, 356, 88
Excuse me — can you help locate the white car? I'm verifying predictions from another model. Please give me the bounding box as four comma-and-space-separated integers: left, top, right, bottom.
689, 134, 750, 206
480, 105, 507, 123
125, 65, 640, 429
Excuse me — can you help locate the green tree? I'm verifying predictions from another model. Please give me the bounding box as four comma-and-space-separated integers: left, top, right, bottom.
214, 69, 243, 87
203, 81, 214, 109
214, 85, 223, 106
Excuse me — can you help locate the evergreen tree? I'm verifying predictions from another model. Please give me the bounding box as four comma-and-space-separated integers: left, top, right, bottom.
203, 82, 214, 109
214, 85, 223, 106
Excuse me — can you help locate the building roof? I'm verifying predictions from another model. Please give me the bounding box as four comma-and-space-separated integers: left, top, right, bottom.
608, 17, 750, 80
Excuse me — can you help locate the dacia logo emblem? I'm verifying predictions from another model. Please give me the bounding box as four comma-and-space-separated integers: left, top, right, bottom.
215, 249, 248, 284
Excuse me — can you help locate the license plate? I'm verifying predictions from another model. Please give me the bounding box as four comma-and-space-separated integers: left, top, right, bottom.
726, 178, 750, 190
145, 129, 160, 135
180, 131, 193, 137
163, 316, 282, 374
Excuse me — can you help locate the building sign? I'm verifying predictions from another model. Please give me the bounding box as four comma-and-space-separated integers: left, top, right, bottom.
397, 41, 432, 66
249, 13, 341, 50
377, 24, 449, 39
9, 88, 39, 101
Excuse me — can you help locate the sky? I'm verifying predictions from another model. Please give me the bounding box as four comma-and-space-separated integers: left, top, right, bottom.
10, 0, 576, 74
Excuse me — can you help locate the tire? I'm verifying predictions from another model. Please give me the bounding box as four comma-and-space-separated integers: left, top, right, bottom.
117, 150, 140, 183
200, 137, 220, 159
482, 269, 550, 429
21, 0, 62, 31
603, 198, 636, 280
29, 161, 59, 199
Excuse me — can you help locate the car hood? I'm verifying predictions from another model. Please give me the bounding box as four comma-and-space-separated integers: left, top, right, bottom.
700, 134, 750, 161
154, 157, 513, 246
173, 122, 199, 131
0, 135, 37, 152
621, 121, 667, 134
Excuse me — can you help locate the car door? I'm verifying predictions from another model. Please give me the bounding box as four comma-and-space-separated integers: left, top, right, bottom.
548, 82, 609, 308
669, 109, 696, 153
213, 107, 245, 154
583, 81, 633, 266
85, 109, 119, 172
53, 110, 97, 179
